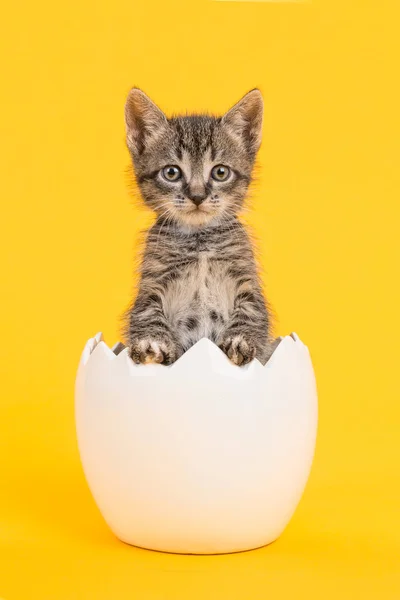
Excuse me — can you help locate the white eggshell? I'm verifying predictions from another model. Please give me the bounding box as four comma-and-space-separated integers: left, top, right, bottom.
75, 334, 318, 554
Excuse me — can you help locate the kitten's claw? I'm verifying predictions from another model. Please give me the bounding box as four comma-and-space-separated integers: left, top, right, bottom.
219, 335, 256, 366
129, 338, 177, 365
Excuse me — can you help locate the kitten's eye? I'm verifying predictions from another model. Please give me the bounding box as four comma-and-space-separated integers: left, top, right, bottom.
211, 165, 231, 182
162, 165, 182, 182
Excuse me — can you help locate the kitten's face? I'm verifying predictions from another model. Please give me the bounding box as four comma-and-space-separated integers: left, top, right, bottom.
125, 89, 263, 229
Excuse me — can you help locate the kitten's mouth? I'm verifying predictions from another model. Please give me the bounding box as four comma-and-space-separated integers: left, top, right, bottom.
183, 205, 217, 223
188, 201, 216, 214
192, 205, 212, 213
169, 201, 221, 227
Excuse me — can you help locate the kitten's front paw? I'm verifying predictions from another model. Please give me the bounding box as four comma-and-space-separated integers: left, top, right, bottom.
219, 334, 256, 366
129, 338, 177, 365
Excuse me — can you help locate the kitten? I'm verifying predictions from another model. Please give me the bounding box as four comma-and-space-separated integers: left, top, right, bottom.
124, 88, 274, 366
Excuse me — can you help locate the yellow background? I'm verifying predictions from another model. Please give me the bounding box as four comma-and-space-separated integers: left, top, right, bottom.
1, 0, 399, 597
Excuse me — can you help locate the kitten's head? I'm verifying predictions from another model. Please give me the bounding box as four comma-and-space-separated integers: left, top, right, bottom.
125, 88, 263, 229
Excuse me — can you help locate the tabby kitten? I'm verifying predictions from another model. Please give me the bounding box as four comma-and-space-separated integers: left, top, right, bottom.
124, 88, 274, 366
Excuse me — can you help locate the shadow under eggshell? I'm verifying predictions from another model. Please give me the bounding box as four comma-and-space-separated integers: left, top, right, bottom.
75, 334, 318, 554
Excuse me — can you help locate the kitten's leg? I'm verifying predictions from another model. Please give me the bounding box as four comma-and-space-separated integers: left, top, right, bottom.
219, 283, 271, 366
112, 341, 126, 355
128, 291, 179, 365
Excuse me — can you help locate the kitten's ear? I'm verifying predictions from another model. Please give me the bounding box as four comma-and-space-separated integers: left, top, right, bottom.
125, 88, 168, 155
221, 89, 264, 154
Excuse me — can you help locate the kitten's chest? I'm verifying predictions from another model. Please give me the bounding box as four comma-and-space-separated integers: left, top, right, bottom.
162, 251, 235, 329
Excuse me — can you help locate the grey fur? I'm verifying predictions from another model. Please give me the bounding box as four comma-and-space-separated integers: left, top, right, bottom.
124, 88, 274, 366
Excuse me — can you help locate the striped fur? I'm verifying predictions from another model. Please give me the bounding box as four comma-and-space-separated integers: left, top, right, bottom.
124, 88, 274, 365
